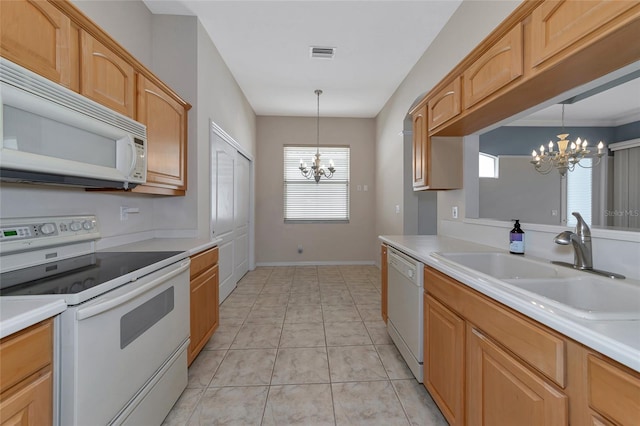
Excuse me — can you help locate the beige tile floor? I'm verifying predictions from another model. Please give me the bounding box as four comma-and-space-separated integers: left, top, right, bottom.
163, 265, 448, 426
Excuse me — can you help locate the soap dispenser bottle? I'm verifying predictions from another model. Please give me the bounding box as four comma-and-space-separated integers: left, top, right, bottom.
510, 220, 525, 255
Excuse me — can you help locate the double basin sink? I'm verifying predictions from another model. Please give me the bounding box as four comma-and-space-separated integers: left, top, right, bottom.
432, 252, 640, 321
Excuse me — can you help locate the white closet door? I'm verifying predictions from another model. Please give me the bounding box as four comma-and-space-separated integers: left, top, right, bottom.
211, 123, 253, 303
234, 152, 250, 283
212, 131, 236, 302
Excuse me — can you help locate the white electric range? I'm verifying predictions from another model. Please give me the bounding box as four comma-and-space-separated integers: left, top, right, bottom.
0, 215, 190, 425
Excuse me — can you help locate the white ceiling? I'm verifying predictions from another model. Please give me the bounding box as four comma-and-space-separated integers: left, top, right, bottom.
142, 0, 462, 117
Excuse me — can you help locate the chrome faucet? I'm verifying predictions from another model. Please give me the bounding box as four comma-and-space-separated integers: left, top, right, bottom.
553, 212, 625, 279
554, 212, 593, 269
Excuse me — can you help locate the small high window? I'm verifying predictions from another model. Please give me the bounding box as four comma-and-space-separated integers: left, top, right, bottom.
479, 153, 498, 178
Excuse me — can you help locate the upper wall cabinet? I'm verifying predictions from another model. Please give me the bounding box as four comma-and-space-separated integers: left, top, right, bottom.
463, 23, 523, 109
411, 104, 463, 191
0, 0, 77, 89
80, 31, 135, 118
412, 104, 429, 189
135, 75, 188, 195
428, 77, 461, 131
530, 0, 638, 68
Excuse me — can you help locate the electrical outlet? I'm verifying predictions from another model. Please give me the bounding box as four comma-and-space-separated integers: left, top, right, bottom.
297, 245, 303, 254
452, 206, 458, 219
395, 205, 400, 214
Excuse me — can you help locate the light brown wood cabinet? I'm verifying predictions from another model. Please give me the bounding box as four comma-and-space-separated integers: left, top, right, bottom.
0, 319, 54, 426
380, 244, 388, 323
587, 354, 640, 426
428, 77, 461, 131
424, 293, 465, 426
423, 265, 640, 425
410, 105, 463, 191
411, 1, 639, 157
80, 30, 135, 118
411, 104, 429, 189
188, 247, 219, 366
0, 0, 77, 90
530, 0, 638, 69
463, 23, 523, 109
135, 75, 188, 195
467, 325, 567, 426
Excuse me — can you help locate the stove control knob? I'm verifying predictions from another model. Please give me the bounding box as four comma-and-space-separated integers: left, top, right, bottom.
82, 220, 95, 230
70, 221, 82, 231
40, 223, 56, 235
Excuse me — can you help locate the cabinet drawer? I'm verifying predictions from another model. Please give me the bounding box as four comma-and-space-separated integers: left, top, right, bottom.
425, 266, 565, 387
587, 355, 640, 426
0, 320, 52, 394
428, 77, 461, 131
463, 23, 523, 108
190, 247, 219, 279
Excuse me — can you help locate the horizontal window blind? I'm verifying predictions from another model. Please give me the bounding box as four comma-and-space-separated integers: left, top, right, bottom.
284, 146, 350, 221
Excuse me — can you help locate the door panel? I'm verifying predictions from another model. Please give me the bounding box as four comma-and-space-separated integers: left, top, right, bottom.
212, 132, 236, 303
211, 127, 252, 303
234, 152, 250, 283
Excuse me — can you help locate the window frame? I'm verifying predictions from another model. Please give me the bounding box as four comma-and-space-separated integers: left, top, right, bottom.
283, 144, 350, 224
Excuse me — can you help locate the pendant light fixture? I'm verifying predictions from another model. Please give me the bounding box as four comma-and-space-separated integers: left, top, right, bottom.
299, 89, 335, 183
530, 104, 605, 176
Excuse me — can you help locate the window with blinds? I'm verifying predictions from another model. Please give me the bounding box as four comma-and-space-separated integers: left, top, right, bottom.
283, 146, 350, 222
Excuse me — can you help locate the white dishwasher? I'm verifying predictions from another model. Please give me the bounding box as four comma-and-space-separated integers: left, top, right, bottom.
387, 246, 424, 382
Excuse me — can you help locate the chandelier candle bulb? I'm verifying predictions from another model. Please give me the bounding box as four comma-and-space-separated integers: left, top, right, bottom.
548, 141, 553, 152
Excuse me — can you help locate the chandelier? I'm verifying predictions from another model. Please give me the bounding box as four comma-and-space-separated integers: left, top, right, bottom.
299, 89, 335, 183
530, 104, 605, 176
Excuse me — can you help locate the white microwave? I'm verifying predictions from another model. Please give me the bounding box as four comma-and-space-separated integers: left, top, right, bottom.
0, 58, 147, 190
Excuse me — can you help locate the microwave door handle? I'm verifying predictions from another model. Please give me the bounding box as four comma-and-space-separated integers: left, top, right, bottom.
116, 135, 137, 176
127, 137, 137, 175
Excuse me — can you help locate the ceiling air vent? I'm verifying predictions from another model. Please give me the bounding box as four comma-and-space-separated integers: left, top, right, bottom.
310, 46, 336, 59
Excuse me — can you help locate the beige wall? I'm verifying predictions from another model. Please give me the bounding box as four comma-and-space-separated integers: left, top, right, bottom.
256, 116, 376, 264
375, 0, 522, 238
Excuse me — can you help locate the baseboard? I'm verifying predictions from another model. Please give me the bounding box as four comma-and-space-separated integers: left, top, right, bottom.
255, 260, 377, 267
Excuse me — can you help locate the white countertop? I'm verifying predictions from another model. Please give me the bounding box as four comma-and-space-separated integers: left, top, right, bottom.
380, 235, 640, 372
100, 237, 221, 256
0, 299, 66, 339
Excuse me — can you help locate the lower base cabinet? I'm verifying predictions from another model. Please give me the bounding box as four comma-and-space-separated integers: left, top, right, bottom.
423, 265, 640, 425
188, 247, 219, 366
0, 319, 53, 426
424, 293, 465, 425
466, 325, 567, 426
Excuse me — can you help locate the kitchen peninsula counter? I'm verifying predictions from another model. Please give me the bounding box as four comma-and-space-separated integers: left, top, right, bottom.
380, 235, 640, 372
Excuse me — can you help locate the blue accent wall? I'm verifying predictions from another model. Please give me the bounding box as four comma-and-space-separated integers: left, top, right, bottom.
480, 121, 640, 156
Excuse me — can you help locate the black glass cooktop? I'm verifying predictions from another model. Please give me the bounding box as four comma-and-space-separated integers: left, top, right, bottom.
0, 251, 182, 297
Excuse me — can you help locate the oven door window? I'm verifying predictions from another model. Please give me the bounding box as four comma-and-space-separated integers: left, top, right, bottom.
120, 287, 174, 349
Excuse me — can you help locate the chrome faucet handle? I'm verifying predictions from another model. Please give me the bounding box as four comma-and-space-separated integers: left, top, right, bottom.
571, 212, 590, 239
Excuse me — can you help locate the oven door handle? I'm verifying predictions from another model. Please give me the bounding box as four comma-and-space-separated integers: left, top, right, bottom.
76, 260, 190, 320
